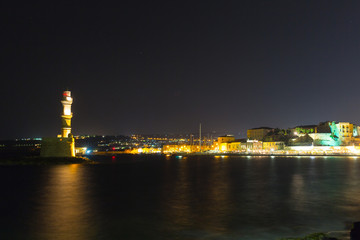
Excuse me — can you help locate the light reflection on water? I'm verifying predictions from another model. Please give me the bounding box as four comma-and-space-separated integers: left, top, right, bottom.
290, 173, 305, 212
161, 157, 233, 239
32, 164, 95, 240
342, 159, 360, 212
163, 157, 192, 228
1, 156, 360, 239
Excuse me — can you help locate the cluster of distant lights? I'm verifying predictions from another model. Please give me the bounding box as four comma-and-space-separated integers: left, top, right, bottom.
16, 138, 42, 141
164, 155, 360, 161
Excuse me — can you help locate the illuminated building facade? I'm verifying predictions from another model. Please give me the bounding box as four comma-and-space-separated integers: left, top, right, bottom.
217, 135, 236, 152
162, 144, 213, 154
227, 142, 241, 152
336, 122, 353, 145
231, 141, 248, 152
308, 133, 338, 146
246, 140, 263, 152
219, 139, 264, 153
41, 91, 75, 157
162, 145, 192, 154
219, 142, 228, 152
328, 121, 358, 146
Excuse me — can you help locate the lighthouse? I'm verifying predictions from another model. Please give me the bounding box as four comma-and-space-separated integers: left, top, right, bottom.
40, 90, 75, 157
61, 91, 73, 138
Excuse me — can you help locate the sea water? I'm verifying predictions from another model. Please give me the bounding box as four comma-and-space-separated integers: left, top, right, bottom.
0, 155, 358, 239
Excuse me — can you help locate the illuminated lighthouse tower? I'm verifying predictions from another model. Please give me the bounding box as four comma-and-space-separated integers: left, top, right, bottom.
40, 90, 75, 157
61, 91, 73, 138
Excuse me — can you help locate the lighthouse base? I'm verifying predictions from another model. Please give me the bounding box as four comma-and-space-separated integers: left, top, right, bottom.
40, 137, 75, 157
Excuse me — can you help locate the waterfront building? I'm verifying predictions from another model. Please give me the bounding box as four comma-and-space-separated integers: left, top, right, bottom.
329, 121, 357, 146
41, 91, 75, 157
353, 125, 360, 137
353, 136, 360, 146
285, 145, 360, 155
219, 142, 228, 152
262, 141, 285, 151
291, 121, 357, 147
227, 139, 247, 152
217, 135, 235, 144
246, 140, 263, 152
308, 133, 338, 146
217, 135, 235, 152
162, 144, 192, 153
212, 141, 219, 151
162, 144, 213, 154
227, 142, 240, 152
336, 122, 354, 145
125, 147, 162, 154
247, 127, 273, 140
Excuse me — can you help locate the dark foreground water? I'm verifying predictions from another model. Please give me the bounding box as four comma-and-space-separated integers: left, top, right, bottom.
1, 155, 359, 240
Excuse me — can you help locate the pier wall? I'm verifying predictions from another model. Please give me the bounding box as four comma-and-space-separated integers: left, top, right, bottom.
40, 137, 75, 157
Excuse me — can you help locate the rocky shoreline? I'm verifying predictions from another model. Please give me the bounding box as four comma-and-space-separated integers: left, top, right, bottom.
280, 221, 360, 240
280, 232, 347, 240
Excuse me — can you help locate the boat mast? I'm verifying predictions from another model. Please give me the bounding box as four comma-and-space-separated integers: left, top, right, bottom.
199, 123, 202, 152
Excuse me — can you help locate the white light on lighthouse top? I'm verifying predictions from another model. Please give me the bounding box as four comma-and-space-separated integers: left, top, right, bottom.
62, 91, 73, 116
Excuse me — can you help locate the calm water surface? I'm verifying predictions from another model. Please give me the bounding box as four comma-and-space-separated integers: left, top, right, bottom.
1, 155, 360, 239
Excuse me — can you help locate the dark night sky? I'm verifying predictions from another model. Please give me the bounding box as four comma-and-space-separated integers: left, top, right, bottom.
2, 1, 360, 139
